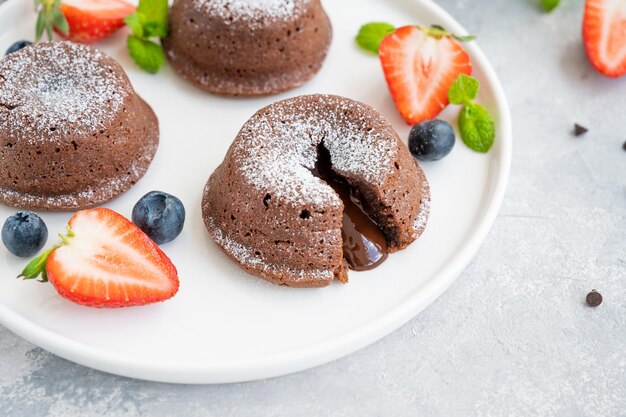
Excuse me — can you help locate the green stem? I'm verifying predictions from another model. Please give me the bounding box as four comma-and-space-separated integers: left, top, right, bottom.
18, 225, 73, 283
42, 0, 55, 12
416, 25, 476, 42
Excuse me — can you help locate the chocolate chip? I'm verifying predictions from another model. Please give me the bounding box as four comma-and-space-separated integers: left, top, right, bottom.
574, 124, 588, 137
586, 290, 602, 307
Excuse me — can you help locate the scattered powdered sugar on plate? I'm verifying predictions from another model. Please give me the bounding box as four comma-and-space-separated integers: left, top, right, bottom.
0, 41, 130, 140
234, 95, 397, 207
193, 0, 297, 24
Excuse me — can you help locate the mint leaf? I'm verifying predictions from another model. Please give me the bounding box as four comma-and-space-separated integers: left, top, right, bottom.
125, 13, 145, 37
541, 0, 560, 12
125, 0, 168, 38
137, 0, 168, 25
356, 22, 395, 54
448, 74, 496, 153
459, 103, 495, 153
143, 20, 168, 38
125, 0, 169, 74
128, 35, 164, 74
449, 74, 479, 105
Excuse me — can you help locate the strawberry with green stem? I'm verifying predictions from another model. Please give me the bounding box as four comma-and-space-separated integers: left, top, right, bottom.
20, 208, 179, 308
356, 22, 496, 153
357, 23, 474, 125
378, 25, 474, 125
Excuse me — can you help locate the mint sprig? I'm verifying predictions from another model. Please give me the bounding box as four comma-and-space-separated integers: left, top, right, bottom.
127, 36, 164, 74
124, 0, 168, 74
448, 74, 479, 105
449, 74, 495, 153
459, 103, 495, 153
355, 22, 475, 54
540, 0, 560, 12
34, 0, 69, 42
356, 22, 396, 54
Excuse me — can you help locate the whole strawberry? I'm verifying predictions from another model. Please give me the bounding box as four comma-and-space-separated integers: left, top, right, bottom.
20, 208, 179, 308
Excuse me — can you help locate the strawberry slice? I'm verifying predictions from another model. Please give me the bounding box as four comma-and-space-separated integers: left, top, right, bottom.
583, 0, 626, 77
379, 26, 472, 125
57, 0, 136, 44
20, 208, 179, 308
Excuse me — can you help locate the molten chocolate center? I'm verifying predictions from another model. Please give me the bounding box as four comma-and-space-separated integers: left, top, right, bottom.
313, 145, 388, 271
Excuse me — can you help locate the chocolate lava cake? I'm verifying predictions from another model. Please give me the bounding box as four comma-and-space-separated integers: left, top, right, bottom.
0, 41, 159, 210
202, 94, 430, 287
163, 0, 332, 96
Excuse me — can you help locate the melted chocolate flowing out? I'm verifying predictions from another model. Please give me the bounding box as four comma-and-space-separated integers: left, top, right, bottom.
313, 145, 388, 271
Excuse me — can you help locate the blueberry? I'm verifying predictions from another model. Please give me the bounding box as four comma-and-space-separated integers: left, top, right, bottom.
4, 40, 32, 57
2, 212, 48, 257
408, 119, 456, 161
132, 191, 185, 245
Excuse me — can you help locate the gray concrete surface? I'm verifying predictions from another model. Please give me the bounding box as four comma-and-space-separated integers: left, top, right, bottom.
1, 0, 625, 416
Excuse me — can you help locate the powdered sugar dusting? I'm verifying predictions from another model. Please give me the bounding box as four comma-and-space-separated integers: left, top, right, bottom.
193, 0, 297, 25
413, 175, 430, 237
0, 41, 130, 140
234, 95, 397, 207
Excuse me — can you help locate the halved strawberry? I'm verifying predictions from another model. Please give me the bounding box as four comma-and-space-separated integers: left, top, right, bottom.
57, 0, 136, 44
583, 0, 626, 77
379, 26, 472, 125
20, 208, 179, 308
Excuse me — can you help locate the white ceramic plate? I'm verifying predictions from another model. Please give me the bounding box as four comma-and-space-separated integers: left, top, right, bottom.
0, 0, 511, 383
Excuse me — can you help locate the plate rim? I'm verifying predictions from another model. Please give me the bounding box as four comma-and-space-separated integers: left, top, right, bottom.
0, 0, 512, 384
